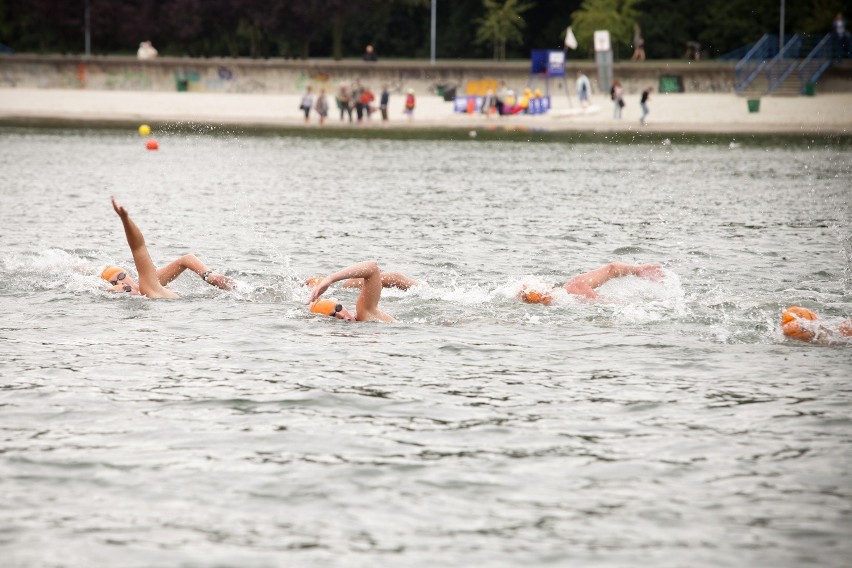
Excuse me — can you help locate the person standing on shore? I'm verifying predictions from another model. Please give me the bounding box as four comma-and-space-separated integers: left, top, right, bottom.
611, 80, 624, 119
352, 79, 366, 123
299, 86, 314, 124
404, 89, 416, 122
314, 88, 329, 126
496, 81, 508, 116
379, 85, 390, 123
576, 71, 592, 108
363, 44, 378, 62
640, 86, 652, 126
360, 86, 375, 122
336, 84, 352, 123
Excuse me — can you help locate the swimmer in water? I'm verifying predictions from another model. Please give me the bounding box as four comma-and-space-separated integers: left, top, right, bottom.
308, 260, 396, 322
517, 262, 665, 304
781, 306, 852, 344
105, 196, 234, 298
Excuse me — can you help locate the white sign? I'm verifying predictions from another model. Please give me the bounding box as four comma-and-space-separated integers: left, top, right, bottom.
547, 51, 565, 76
594, 30, 611, 52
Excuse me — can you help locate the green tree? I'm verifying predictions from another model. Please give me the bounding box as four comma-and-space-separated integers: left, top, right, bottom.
475, 0, 535, 60
570, 0, 639, 57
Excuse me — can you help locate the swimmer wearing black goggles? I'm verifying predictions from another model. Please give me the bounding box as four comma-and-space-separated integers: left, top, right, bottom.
108, 271, 133, 293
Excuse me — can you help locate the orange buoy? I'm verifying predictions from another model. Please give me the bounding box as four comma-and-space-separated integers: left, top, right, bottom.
781, 306, 818, 341
145, 139, 159, 150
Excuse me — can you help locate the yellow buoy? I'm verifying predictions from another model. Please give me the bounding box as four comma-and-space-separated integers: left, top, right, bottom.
138, 124, 151, 136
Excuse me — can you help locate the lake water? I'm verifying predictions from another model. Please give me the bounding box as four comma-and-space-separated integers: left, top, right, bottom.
1, 128, 850, 567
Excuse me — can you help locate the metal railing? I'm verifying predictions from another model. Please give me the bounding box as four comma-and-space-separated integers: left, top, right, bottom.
765, 35, 802, 94
796, 34, 833, 94
735, 34, 772, 93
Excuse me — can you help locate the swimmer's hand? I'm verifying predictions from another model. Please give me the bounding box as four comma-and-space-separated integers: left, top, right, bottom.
309, 277, 332, 303
636, 264, 665, 281
111, 195, 128, 219
205, 272, 235, 291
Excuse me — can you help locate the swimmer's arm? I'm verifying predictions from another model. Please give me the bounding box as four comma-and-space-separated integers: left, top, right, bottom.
111, 196, 176, 299
563, 262, 663, 298
157, 254, 234, 290
310, 260, 382, 302
342, 272, 417, 290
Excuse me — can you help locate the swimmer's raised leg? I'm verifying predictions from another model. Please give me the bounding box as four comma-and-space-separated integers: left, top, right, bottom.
157, 255, 235, 290
111, 196, 177, 299
563, 262, 663, 299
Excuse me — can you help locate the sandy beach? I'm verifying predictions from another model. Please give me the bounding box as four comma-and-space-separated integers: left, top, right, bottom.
1, 87, 851, 135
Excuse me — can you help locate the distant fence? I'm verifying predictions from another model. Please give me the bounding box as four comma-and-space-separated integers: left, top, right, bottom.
1, 54, 847, 95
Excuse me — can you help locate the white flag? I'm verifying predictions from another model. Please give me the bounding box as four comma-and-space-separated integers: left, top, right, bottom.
565, 26, 578, 50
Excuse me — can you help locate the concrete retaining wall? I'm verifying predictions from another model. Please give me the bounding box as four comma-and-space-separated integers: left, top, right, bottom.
1, 55, 849, 96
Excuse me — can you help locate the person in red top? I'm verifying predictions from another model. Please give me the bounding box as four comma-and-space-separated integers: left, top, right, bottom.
359, 86, 375, 121
404, 89, 416, 122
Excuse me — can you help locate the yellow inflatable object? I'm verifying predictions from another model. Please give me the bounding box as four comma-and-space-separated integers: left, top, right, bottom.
138, 124, 151, 136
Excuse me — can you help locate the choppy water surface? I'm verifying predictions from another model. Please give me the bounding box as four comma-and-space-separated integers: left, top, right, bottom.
1, 128, 850, 567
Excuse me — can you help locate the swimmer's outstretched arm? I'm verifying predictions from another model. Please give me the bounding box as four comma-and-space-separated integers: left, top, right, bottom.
342, 271, 417, 290
310, 260, 392, 322
157, 254, 235, 290
563, 262, 663, 299
111, 196, 177, 299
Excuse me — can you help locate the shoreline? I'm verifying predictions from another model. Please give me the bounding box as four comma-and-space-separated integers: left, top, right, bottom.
1, 88, 851, 139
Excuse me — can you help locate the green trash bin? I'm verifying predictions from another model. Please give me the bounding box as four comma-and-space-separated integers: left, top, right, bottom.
804, 82, 815, 96
747, 99, 760, 113
176, 78, 188, 92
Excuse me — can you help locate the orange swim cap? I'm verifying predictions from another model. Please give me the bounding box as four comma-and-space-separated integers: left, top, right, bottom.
310, 299, 340, 316
781, 306, 818, 341
520, 290, 552, 306
101, 265, 124, 282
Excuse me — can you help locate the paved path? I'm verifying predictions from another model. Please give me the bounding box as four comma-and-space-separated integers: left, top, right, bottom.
1, 88, 850, 134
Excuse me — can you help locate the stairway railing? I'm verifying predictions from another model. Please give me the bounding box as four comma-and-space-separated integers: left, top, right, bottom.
796, 34, 833, 94
735, 34, 772, 93
766, 35, 803, 94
